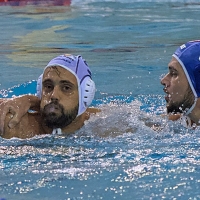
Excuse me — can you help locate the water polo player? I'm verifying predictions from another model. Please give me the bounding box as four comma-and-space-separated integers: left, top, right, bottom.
0, 54, 98, 138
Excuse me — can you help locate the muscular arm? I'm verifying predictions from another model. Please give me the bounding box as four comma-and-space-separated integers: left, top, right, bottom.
2, 112, 45, 139
0, 95, 40, 135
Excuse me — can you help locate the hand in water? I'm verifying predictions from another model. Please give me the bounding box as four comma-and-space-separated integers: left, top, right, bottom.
0, 95, 40, 135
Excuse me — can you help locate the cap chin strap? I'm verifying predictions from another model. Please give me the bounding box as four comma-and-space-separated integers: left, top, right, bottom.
184, 96, 198, 116
78, 77, 95, 116
52, 128, 62, 135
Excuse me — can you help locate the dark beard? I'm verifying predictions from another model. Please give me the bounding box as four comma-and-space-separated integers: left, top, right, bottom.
167, 86, 194, 114
41, 102, 78, 129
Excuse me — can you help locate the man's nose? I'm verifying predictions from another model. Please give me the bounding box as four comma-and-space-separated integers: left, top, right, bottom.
160, 73, 169, 87
50, 86, 60, 101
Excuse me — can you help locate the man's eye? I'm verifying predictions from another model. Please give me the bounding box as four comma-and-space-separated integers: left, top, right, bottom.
170, 71, 177, 76
44, 84, 53, 91
63, 86, 69, 90
62, 85, 72, 92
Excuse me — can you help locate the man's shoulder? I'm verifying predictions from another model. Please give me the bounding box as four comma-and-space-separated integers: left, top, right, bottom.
86, 107, 101, 114
167, 114, 182, 121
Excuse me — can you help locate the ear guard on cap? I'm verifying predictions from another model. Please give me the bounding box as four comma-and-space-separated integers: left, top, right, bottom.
77, 75, 96, 116
81, 76, 96, 107
36, 74, 43, 99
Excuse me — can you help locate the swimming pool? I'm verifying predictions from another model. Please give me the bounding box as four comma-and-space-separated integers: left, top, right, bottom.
1, 0, 200, 199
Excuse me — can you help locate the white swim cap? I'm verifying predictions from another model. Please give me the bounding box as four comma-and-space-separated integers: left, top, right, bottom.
36, 54, 96, 116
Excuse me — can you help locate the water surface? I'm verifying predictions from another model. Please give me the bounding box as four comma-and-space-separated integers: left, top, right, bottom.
0, 0, 200, 199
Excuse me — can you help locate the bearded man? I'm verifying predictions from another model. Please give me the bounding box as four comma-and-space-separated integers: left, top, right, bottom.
161, 40, 200, 127
0, 54, 98, 138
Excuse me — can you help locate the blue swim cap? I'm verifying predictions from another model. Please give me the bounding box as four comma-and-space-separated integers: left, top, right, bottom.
173, 40, 200, 97
172, 40, 200, 115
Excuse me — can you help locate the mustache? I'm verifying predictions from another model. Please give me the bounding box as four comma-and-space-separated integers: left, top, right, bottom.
44, 101, 63, 110
41, 102, 65, 117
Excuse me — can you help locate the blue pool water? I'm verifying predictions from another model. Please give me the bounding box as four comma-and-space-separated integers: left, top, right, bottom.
1, 0, 200, 199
